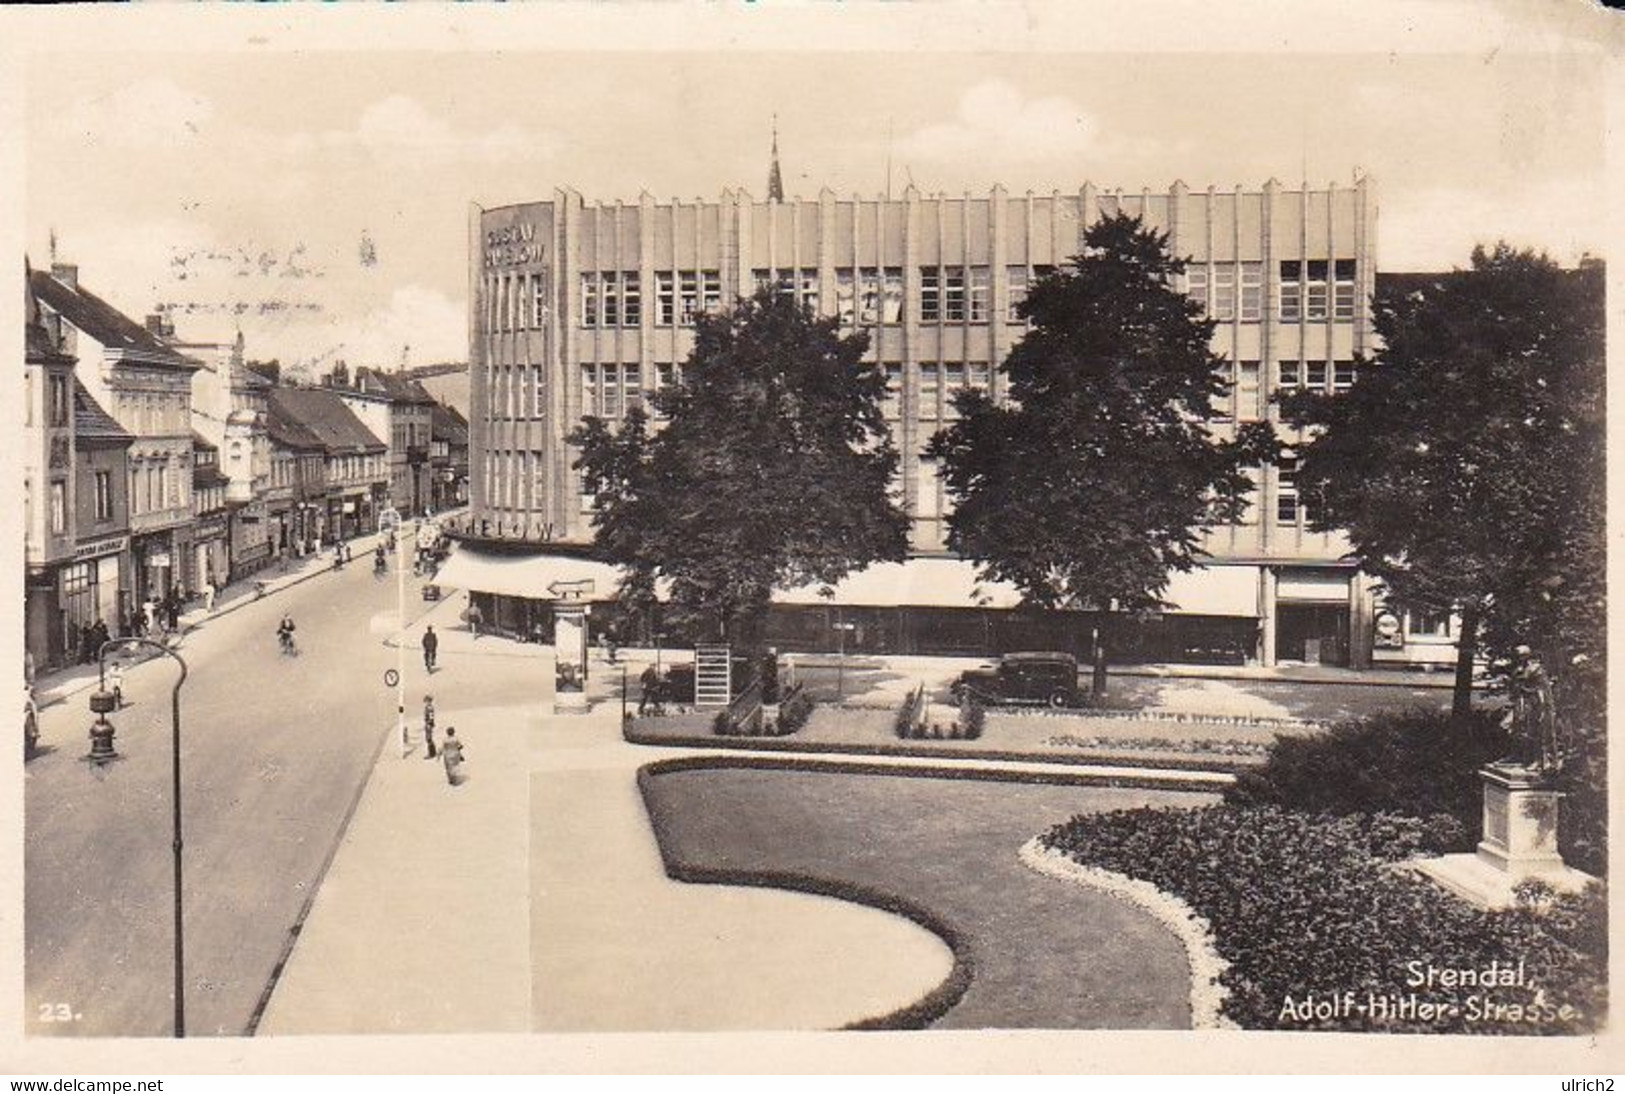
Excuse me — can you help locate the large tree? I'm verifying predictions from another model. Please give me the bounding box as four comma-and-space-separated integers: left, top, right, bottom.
572, 287, 909, 663
928, 212, 1276, 697
1282, 247, 1605, 722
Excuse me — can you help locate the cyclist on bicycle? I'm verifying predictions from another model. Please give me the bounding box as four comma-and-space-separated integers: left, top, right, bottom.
277, 613, 298, 655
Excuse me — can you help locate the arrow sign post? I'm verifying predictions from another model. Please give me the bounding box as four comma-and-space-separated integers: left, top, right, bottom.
547, 578, 595, 601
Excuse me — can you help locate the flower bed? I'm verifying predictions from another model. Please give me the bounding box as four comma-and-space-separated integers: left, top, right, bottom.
1040, 804, 1606, 1034
1048, 735, 1273, 758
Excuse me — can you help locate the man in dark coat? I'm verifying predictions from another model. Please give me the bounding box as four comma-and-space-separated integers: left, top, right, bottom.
422, 625, 439, 672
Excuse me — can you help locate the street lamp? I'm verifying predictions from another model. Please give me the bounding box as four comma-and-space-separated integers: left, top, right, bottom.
88, 637, 190, 1039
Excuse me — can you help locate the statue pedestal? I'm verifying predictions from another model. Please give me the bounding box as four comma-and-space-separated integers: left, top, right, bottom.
1411, 763, 1595, 909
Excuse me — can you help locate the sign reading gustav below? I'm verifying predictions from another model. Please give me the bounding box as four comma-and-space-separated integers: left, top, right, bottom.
485, 222, 544, 268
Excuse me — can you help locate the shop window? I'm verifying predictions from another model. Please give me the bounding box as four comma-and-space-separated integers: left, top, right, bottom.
655, 271, 675, 326
621, 272, 640, 328
880, 268, 903, 323
1240, 263, 1263, 321
836, 270, 856, 326
1334, 259, 1357, 320
881, 364, 902, 421
920, 268, 942, 323
1186, 266, 1210, 315
601, 272, 620, 329
968, 267, 990, 323
678, 271, 699, 324
1305, 260, 1329, 320
918, 363, 941, 419
1237, 361, 1260, 421
1213, 266, 1237, 321
857, 268, 880, 325
1279, 261, 1302, 322
1006, 266, 1029, 323
1333, 360, 1357, 393
1409, 609, 1452, 638
943, 267, 966, 322
580, 274, 599, 328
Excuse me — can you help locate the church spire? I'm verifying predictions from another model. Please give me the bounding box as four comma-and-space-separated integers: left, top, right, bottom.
767, 115, 784, 203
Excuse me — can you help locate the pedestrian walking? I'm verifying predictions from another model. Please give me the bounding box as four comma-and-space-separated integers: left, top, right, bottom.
165, 589, 181, 632
422, 625, 439, 673
466, 601, 484, 640
638, 663, 660, 716
202, 578, 216, 613
440, 727, 464, 786
143, 598, 160, 637
422, 695, 437, 759
109, 658, 125, 709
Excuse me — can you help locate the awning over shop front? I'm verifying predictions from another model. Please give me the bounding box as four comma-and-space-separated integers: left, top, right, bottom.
432, 546, 625, 601
774, 558, 1024, 610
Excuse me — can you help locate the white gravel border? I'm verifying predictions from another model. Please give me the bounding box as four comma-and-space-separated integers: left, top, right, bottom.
1018, 838, 1236, 1030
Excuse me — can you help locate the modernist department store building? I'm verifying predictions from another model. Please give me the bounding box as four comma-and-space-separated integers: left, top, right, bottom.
441, 174, 1458, 670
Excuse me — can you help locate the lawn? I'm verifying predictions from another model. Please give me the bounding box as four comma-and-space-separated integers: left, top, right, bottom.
639, 758, 1220, 1029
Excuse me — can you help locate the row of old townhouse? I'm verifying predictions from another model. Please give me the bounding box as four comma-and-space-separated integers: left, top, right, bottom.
22, 257, 470, 673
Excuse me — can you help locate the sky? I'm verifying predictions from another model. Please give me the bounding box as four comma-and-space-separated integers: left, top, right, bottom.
19, 4, 1614, 375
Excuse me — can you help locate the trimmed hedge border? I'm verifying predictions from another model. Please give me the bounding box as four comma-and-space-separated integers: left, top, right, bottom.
998, 707, 1327, 732
634, 750, 1232, 794
623, 724, 1254, 777
1018, 839, 1234, 1030
635, 762, 973, 1031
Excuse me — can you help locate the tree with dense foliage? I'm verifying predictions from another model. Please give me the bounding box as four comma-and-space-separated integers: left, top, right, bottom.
1281, 247, 1605, 723
572, 287, 909, 664
928, 212, 1276, 696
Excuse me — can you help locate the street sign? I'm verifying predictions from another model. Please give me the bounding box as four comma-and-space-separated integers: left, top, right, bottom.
548, 578, 595, 600
384, 669, 400, 688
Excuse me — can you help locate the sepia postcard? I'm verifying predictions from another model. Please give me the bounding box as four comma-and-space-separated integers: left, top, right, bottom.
1, 0, 1621, 1078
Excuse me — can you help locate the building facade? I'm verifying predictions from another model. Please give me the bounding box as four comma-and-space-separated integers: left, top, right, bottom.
266, 385, 388, 542
24, 275, 86, 669
30, 264, 201, 616
462, 179, 1388, 667
354, 367, 437, 518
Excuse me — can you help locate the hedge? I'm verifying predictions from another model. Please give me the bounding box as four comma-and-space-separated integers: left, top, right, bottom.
1041, 804, 1606, 1034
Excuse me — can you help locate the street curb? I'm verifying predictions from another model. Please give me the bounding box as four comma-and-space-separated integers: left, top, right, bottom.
243, 711, 399, 1036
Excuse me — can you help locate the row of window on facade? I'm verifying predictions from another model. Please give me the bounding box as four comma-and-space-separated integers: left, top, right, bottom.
482, 259, 1361, 334
1213, 359, 1359, 422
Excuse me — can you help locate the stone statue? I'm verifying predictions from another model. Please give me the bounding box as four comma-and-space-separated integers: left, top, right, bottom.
1504, 646, 1563, 778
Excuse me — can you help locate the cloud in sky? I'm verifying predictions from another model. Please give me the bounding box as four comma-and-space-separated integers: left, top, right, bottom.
899, 80, 1094, 168
286, 95, 557, 166
61, 77, 215, 150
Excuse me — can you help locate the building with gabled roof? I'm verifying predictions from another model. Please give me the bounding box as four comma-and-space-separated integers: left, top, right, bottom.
30, 260, 202, 611
266, 385, 388, 541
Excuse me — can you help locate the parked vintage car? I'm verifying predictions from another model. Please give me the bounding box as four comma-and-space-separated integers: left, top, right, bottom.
950, 651, 1082, 708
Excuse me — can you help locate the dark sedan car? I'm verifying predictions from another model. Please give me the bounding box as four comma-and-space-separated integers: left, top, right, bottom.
950, 651, 1082, 708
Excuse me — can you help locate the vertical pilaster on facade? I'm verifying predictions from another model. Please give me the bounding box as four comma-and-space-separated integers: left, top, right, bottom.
1259, 566, 1278, 667
725, 188, 749, 303
467, 202, 488, 517
639, 190, 656, 409
989, 183, 1008, 387
1080, 180, 1098, 232
817, 186, 836, 318
1355, 173, 1376, 355
1323, 181, 1338, 367
1260, 178, 1281, 553
1168, 180, 1188, 258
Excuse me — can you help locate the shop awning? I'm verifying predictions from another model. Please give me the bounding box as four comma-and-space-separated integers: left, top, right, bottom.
774, 558, 1024, 610
431, 546, 625, 601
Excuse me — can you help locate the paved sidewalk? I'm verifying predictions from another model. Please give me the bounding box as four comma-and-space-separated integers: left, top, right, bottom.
255, 698, 533, 1035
